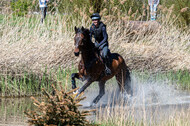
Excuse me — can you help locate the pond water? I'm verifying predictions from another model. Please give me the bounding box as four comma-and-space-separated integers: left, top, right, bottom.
0, 75, 190, 125
81, 75, 190, 123
0, 98, 32, 126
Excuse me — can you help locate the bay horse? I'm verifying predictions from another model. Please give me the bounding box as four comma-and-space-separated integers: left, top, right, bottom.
71, 26, 132, 105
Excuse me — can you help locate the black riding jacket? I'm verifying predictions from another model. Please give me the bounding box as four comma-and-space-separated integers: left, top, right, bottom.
90, 22, 108, 48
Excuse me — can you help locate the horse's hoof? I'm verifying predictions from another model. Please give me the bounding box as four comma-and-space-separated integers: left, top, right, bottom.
90, 103, 96, 107
73, 90, 79, 95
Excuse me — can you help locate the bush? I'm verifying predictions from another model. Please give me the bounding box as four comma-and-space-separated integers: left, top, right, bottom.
10, 0, 32, 16
25, 84, 96, 126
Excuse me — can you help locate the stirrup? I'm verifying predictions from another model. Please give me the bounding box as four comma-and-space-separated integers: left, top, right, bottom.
105, 66, 111, 75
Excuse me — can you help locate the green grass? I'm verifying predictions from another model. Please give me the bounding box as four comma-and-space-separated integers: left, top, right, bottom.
132, 69, 190, 90
0, 67, 189, 97
169, 69, 190, 89
6, 0, 189, 27
0, 14, 4, 23
0, 66, 77, 97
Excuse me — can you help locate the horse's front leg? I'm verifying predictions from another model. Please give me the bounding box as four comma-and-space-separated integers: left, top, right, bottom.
77, 78, 92, 96
71, 73, 79, 89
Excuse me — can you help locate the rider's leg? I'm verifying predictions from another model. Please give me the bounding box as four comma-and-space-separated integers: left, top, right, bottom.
41, 7, 47, 23
101, 46, 111, 75
41, 7, 44, 23
44, 7, 47, 20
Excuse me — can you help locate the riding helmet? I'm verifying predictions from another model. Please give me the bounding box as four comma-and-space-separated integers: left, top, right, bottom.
91, 13, 101, 20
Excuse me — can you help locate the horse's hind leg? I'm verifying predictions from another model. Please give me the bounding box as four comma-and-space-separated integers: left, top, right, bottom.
92, 81, 105, 105
124, 68, 132, 95
71, 73, 79, 89
116, 68, 132, 95
115, 69, 125, 92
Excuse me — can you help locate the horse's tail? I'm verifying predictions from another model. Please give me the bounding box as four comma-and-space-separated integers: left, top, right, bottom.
115, 61, 132, 96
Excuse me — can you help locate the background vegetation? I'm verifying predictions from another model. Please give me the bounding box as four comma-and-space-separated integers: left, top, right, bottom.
8, 0, 190, 27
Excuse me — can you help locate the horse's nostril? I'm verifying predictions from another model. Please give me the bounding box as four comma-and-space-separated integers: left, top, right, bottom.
74, 52, 79, 56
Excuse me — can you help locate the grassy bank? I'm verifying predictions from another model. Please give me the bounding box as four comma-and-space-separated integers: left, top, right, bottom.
132, 70, 190, 90
0, 67, 189, 97
0, 66, 77, 97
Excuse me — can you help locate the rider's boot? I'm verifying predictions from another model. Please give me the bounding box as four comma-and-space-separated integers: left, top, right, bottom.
104, 57, 111, 76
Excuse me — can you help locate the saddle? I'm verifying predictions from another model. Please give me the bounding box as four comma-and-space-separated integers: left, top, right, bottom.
95, 49, 112, 64
79, 49, 112, 76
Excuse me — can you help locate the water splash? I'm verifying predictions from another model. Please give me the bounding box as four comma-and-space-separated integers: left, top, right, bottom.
80, 74, 190, 108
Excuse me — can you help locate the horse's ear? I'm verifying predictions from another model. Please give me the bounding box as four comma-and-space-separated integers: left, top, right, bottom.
81, 26, 85, 31
74, 26, 78, 33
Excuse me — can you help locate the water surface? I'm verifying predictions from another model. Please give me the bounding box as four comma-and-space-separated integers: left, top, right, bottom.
0, 75, 190, 125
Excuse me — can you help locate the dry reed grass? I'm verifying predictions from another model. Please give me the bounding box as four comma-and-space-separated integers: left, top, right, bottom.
0, 6, 189, 75
96, 99, 190, 125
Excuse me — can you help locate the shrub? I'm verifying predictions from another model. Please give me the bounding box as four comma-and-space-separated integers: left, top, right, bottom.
10, 0, 32, 16
25, 84, 96, 126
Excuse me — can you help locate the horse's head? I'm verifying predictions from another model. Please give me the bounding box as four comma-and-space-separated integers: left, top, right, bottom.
74, 26, 90, 56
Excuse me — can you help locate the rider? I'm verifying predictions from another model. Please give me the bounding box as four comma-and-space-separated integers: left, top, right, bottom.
89, 13, 111, 75
39, 0, 49, 23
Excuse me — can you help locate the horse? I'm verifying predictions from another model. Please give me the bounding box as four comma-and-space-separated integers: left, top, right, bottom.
71, 26, 132, 105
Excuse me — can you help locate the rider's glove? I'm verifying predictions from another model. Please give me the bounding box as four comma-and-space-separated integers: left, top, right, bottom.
95, 42, 99, 48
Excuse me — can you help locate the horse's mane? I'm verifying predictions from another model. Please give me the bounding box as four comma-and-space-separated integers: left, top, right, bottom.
78, 27, 95, 48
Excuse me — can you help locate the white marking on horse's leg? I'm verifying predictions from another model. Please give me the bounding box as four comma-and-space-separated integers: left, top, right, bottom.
73, 89, 79, 94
